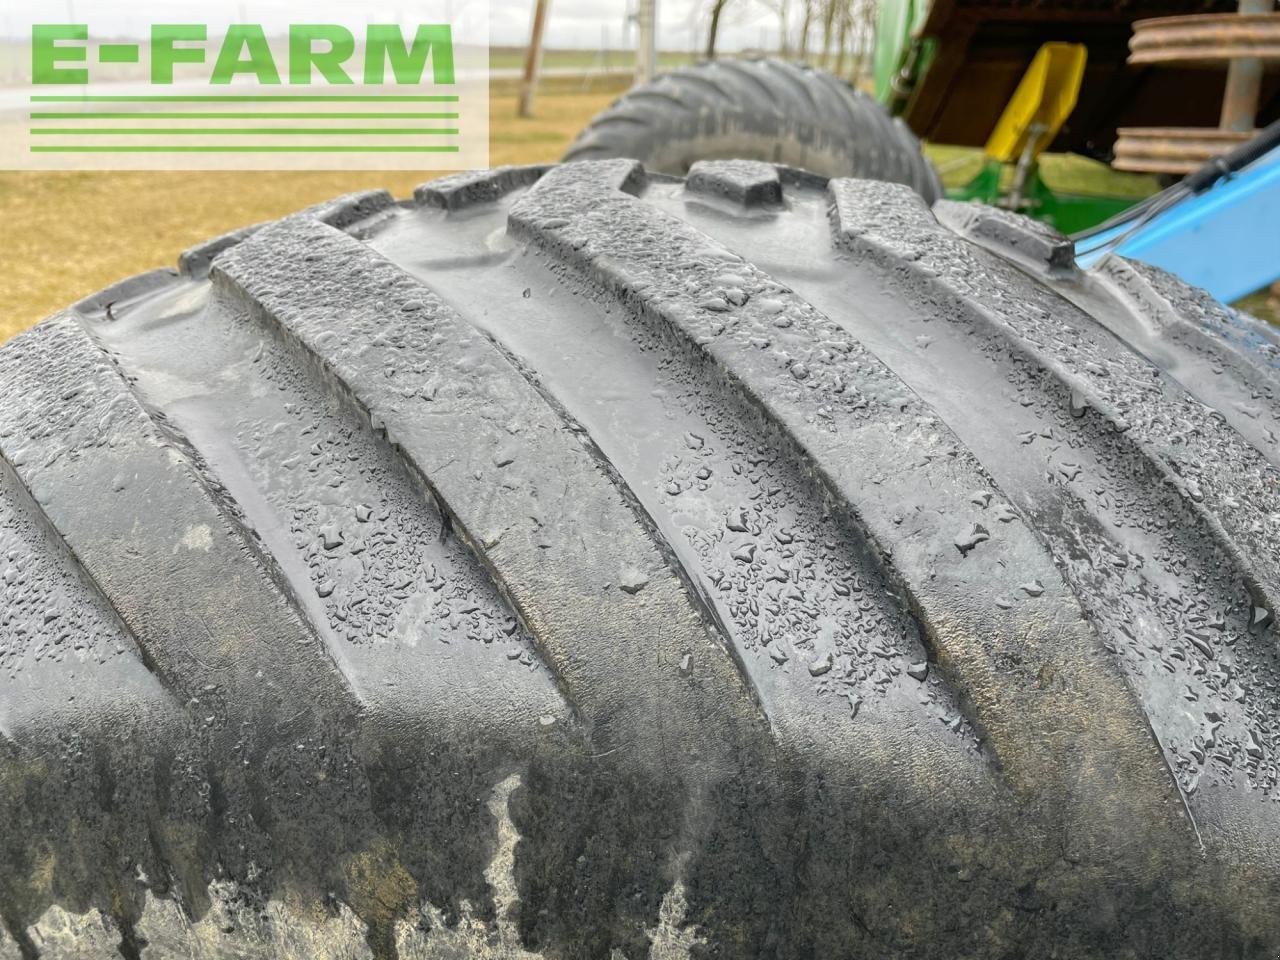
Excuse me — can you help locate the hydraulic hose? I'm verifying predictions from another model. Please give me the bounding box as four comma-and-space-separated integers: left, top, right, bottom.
1072, 117, 1280, 246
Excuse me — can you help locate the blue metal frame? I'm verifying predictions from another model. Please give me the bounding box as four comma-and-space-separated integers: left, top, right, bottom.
1076, 148, 1280, 304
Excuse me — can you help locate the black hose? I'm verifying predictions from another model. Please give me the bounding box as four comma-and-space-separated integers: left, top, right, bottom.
1071, 117, 1280, 243
1071, 184, 1186, 244
1181, 116, 1280, 193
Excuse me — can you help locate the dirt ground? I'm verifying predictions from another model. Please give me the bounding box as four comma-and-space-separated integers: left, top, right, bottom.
0, 77, 631, 342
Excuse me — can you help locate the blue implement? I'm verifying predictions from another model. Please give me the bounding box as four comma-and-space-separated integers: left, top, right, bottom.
1076, 147, 1280, 304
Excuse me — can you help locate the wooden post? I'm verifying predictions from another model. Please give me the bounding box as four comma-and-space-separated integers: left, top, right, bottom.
1219, 0, 1271, 132
636, 0, 658, 85
518, 0, 551, 118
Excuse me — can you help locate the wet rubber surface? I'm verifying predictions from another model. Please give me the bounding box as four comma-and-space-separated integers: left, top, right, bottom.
0, 161, 1278, 958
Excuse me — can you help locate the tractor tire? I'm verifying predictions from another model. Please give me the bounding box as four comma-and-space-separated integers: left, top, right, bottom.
563, 58, 943, 202
2, 161, 1279, 960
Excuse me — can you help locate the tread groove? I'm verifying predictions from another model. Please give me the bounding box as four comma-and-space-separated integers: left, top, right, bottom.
824, 177, 1280, 816
716, 60, 784, 108
85, 264, 567, 733
0, 314, 360, 722
0, 449, 169, 699
829, 180, 1280, 614
759, 60, 824, 116
508, 161, 1185, 832
1083, 257, 1280, 465
464, 318, 764, 719
378, 188, 995, 779
6, 162, 1280, 957
661, 68, 735, 103
211, 212, 765, 763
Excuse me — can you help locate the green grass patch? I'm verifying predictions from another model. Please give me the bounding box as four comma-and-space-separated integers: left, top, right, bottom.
925, 144, 1160, 199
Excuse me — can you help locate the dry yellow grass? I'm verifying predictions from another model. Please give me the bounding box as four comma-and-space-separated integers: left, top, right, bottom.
0, 78, 629, 343
5, 76, 1268, 341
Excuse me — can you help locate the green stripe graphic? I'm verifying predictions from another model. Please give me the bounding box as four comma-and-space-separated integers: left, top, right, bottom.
31, 145, 461, 153
31, 128, 460, 136
31, 95, 459, 103
30, 112, 460, 119
26, 91, 468, 158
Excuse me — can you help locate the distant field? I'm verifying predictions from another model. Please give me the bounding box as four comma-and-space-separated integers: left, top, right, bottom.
0, 67, 1273, 342
0, 74, 631, 342
488, 47, 696, 73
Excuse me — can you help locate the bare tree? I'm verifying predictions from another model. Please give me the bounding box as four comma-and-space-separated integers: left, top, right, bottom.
852, 0, 877, 81
797, 0, 815, 61
809, 0, 876, 80
705, 0, 731, 59
699, 0, 873, 73
819, 0, 838, 68
832, 1, 850, 76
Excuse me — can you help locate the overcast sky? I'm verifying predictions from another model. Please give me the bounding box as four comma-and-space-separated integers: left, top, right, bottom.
492, 0, 787, 51
4, 0, 789, 51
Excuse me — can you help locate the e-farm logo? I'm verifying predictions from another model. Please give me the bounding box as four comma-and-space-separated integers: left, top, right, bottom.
4, 7, 488, 171
32, 24, 456, 87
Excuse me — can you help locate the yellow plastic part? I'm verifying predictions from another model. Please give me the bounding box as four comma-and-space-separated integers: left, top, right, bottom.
983, 42, 1088, 163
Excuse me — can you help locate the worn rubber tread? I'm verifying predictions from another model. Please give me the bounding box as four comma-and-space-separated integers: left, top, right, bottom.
563, 58, 942, 201
71, 267, 178, 315
933, 198, 1079, 273
508, 161, 1182, 823
0, 315, 357, 722
387, 163, 998, 777
1088, 257, 1280, 460
817, 179, 1280, 881
685, 159, 783, 206
178, 224, 264, 278
830, 181, 1280, 613
0, 316, 398, 955
414, 165, 552, 211
213, 212, 763, 760
1, 161, 1279, 959
211, 211, 788, 958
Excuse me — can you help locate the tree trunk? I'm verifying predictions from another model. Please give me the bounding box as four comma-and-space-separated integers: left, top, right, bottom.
705, 0, 729, 60
852, 0, 875, 82
833, 3, 850, 77
820, 0, 838, 68
797, 0, 814, 60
